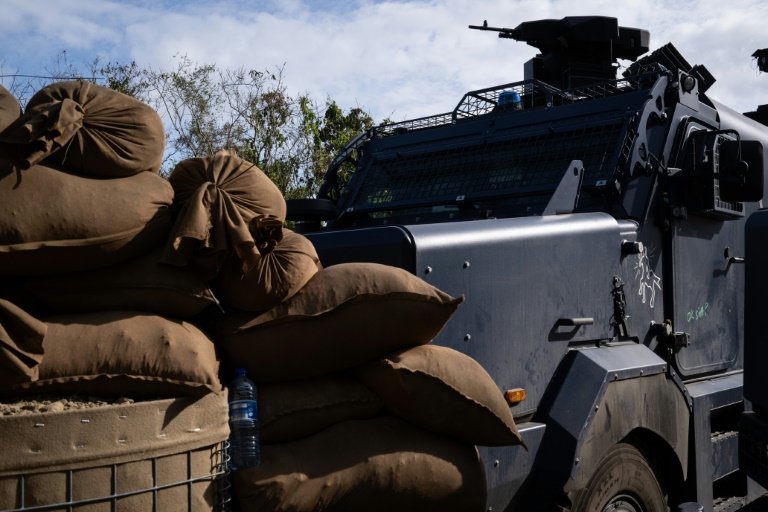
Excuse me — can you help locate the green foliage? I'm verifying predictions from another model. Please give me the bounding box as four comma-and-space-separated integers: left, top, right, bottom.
3, 53, 382, 199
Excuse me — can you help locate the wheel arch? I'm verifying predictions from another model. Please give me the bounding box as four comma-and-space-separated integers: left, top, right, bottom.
564, 359, 691, 494
623, 427, 687, 497
535, 344, 691, 494
518, 344, 692, 510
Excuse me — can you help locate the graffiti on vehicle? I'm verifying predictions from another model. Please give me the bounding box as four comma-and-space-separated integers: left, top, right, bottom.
687, 302, 709, 323
635, 245, 661, 308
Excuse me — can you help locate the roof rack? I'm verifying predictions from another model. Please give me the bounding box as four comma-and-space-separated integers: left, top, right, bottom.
372, 69, 667, 139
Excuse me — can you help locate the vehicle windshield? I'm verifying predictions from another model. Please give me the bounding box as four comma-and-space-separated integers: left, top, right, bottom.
330, 74, 662, 228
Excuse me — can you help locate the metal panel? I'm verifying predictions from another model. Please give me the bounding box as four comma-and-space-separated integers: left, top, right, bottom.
712, 431, 740, 481
744, 209, 768, 409
480, 422, 545, 512
408, 212, 624, 416
740, 411, 768, 490
305, 225, 415, 271
686, 373, 744, 510
671, 213, 745, 376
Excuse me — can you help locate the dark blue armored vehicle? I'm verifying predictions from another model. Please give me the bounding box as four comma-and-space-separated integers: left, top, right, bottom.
289, 16, 768, 512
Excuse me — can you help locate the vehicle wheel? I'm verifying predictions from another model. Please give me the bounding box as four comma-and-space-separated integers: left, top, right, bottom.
569, 443, 668, 512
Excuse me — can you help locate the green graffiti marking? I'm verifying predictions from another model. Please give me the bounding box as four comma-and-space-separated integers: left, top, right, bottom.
686, 302, 709, 323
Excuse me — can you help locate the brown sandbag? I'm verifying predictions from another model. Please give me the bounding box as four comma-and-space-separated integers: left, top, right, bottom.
356, 344, 524, 447
0, 162, 173, 276
0, 84, 21, 133
213, 228, 321, 311
234, 416, 487, 512
216, 262, 464, 382
24, 247, 217, 318
2, 310, 221, 398
260, 372, 382, 443
0, 298, 46, 385
0, 80, 165, 176
162, 150, 287, 278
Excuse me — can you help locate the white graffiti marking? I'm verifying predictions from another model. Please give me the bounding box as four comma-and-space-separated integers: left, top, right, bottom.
634, 246, 661, 308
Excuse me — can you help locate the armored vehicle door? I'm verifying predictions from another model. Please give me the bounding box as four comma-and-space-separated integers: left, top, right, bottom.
668, 120, 761, 377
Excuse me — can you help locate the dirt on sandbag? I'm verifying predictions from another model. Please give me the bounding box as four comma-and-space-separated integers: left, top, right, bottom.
0, 394, 136, 416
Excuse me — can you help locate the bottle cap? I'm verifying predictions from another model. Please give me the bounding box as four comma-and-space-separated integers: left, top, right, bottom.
235, 368, 248, 376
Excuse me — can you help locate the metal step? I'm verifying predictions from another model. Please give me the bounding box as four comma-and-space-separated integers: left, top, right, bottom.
712, 430, 740, 481
713, 495, 747, 512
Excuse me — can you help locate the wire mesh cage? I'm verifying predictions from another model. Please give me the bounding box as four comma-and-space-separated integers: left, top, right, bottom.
0, 391, 232, 512
1, 441, 231, 512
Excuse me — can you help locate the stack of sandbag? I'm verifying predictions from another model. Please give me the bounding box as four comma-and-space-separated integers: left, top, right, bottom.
0, 81, 174, 277
215, 261, 524, 511
0, 81, 226, 396
0, 80, 527, 511
0, 83, 231, 510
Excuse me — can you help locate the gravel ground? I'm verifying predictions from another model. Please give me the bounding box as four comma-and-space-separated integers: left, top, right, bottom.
0, 395, 136, 415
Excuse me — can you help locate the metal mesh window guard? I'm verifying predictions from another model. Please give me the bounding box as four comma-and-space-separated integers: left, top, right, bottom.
352, 120, 627, 213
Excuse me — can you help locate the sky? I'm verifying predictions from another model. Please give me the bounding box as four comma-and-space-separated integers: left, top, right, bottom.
2, 0, 768, 123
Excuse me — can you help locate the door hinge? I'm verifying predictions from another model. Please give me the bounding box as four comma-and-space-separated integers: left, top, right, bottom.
611, 276, 629, 338
651, 320, 690, 350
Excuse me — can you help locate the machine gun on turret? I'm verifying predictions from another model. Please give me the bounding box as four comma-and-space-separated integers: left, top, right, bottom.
469, 16, 649, 89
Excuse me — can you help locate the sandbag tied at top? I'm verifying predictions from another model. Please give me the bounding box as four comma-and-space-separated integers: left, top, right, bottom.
0, 81, 165, 177
0, 298, 46, 386
0, 162, 174, 276
0, 85, 22, 134
162, 150, 287, 278
213, 228, 322, 312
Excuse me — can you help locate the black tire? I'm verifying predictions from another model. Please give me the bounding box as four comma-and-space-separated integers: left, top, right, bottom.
569, 443, 668, 512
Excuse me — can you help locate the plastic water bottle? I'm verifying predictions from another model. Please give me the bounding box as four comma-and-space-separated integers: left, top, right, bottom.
228, 368, 260, 470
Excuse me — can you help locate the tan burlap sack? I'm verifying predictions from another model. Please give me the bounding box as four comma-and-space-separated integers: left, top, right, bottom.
356, 344, 524, 447
2, 310, 221, 398
0, 84, 21, 133
234, 416, 487, 512
0, 162, 173, 276
0, 298, 46, 385
213, 228, 321, 312
260, 372, 382, 443
24, 247, 217, 318
216, 262, 464, 382
162, 150, 287, 278
0, 80, 165, 176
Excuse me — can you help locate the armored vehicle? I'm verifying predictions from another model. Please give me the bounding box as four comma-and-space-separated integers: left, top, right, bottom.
289, 16, 768, 511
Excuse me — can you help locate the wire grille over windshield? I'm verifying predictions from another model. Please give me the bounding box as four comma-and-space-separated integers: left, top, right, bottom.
352, 121, 628, 209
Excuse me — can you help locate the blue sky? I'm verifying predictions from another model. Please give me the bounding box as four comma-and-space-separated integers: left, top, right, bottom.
2, 0, 768, 122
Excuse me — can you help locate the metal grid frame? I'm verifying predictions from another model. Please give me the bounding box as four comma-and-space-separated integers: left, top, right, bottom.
350, 118, 629, 213
370, 70, 663, 138
5, 441, 231, 512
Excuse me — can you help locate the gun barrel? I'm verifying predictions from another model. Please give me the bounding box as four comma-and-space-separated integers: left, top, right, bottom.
468, 23, 520, 39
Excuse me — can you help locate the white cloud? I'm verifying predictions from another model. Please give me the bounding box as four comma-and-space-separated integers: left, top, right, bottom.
3, 0, 768, 119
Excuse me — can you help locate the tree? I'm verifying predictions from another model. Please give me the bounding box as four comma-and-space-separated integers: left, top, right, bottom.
1, 54, 381, 199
